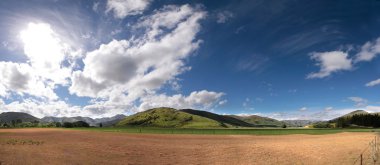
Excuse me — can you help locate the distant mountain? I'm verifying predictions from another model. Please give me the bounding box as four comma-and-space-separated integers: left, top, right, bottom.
282, 120, 318, 127
95, 114, 126, 127
41, 115, 126, 127
41, 116, 95, 125
227, 115, 283, 127
0, 112, 40, 123
180, 109, 254, 127
116, 107, 227, 128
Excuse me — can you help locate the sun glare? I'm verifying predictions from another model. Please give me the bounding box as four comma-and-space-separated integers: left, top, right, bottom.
19, 23, 64, 68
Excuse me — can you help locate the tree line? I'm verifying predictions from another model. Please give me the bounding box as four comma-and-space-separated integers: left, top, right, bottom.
333, 113, 380, 128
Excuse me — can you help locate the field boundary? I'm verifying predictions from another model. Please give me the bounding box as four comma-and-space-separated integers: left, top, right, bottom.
353, 133, 380, 165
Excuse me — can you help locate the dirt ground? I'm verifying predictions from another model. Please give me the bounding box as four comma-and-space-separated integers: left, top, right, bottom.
0, 128, 377, 165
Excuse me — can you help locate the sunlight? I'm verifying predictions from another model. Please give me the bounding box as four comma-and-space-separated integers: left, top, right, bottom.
19, 23, 65, 69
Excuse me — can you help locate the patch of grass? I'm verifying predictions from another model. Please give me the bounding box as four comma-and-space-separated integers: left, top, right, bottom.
1, 139, 44, 145
70, 127, 380, 135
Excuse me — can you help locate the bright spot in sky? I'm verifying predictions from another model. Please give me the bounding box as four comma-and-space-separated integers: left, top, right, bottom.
20, 22, 65, 70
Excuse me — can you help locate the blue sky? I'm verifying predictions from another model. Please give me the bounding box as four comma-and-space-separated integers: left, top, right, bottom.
1, 0, 380, 120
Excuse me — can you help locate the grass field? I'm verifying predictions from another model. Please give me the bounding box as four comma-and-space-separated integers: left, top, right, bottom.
69, 127, 380, 135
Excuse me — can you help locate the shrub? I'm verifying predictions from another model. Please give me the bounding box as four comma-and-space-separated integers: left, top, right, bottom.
72, 121, 90, 127
313, 122, 334, 128
63, 122, 74, 128
55, 122, 62, 127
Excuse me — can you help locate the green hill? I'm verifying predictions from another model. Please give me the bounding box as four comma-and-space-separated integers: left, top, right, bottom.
116, 107, 225, 128
227, 115, 284, 127
330, 110, 368, 122
342, 110, 368, 117
180, 109, 254, 127
329, 110, 380, 128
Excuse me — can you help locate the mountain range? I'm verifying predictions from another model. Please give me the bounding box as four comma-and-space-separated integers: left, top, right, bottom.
0, 112, 125, 127
2, 107, 364, 128
41, 114, 126, 126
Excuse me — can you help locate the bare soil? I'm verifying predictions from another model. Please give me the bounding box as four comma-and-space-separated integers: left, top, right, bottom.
0, 128, 376, 165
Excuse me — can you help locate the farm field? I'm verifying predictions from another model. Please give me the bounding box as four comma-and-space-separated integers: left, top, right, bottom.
71, 127, 380, 135
0, 128, 377, 164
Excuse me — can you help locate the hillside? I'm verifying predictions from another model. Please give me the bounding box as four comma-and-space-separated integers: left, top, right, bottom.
342, 110, 368, 117
180, 109, 254, 127
329, 110, 380, 128
330, 110, 368, 122
0, 112, 40, 123
228, 115, 283, 127
116, 107, 225, 128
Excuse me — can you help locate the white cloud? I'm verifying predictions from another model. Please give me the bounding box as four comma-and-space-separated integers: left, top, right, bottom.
70, 4, 206, 101
307, 51, 352, 79
299, 107, 307, 112
106, 0, 151, 19
348, 97, 368, 107
366, 78, 380, 87
219, 100, 228, 105
138, 90, 225, 111
0, 62, 58, 100
69, 71, 107, 98
0, 99, 85, 118
216, 10, 234, 23
307, 37, 380, 80
355, 37, 380, 62
135, 4, 195, 40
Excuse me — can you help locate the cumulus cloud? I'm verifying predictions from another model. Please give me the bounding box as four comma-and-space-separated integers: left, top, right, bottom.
365, 78, 380, 87
138, 90, 225, 111
307, 51, 352, 79
0, 99, 83, 118
355, 37, 380, 62
307, 37, 380, 80
70, 4, 206, 100
0, 62, 58, 99
348, 97, 368, 107
216, 10, 234, 23
106, 0, 151, 19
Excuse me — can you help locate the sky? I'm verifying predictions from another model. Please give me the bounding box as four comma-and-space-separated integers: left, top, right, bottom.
1, 0, 380, 120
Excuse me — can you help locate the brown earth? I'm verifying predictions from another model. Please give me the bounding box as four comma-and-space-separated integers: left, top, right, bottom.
0, 128, 377, 165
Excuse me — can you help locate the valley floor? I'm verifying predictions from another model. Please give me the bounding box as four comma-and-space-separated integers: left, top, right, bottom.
0, 128, 377, 165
